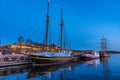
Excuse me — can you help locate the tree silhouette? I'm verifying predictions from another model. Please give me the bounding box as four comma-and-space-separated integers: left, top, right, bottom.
26, 39, 33, 45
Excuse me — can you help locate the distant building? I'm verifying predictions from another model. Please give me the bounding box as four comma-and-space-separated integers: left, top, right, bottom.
11, 43, 42, 52
10, 43, 60, 52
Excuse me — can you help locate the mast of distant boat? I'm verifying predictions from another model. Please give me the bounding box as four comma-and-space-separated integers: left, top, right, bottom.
60, 7, 64, 52
45, 0, 50, 51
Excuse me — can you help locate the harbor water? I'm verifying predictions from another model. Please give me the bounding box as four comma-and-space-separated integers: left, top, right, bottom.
0, 53, 120, 80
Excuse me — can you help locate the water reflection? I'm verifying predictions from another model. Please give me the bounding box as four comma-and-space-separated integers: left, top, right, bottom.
27, 58, 108, 80
27, 61, 81, 79
1, 54, 120, 80
0, 65, 31, 76
100, 57, 109, 62
85, 59, 100, 67
83, 57, 109, 68
100, 57, 110, 79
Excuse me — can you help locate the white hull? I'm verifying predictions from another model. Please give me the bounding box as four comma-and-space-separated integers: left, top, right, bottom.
29, 51, 73, 66
30, 51, 72, 58
81, 54, 99, 59
81, 51, 100, 59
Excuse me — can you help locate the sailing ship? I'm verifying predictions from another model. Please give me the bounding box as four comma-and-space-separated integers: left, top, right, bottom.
30, 0, 73, 66
100, 36, 110, 57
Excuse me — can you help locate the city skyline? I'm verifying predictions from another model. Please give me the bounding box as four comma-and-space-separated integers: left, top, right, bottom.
0, 0, 120, 50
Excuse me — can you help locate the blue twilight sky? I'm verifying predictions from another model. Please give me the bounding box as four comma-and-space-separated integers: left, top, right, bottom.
0, 0, 120, 50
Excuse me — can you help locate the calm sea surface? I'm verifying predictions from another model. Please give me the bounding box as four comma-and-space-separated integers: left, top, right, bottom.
0, 54, 120, 80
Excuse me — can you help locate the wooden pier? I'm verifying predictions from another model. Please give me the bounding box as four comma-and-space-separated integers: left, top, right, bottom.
0, 62, 31, 67
0, 54, 31, 67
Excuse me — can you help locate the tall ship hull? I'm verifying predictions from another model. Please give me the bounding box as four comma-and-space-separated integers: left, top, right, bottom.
30, 52, 73, 66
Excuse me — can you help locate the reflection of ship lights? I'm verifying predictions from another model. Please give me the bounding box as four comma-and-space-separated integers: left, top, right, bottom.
47, 72, 51, 78
68, 66, 72, 71
85, 59, 100, 66
44, 72, 52, 79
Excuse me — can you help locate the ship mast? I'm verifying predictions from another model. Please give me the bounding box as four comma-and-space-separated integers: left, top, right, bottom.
60, 7, 64, 52
100, 36, 110, 57
45, 0, 50, 51
100, 36, 107, 53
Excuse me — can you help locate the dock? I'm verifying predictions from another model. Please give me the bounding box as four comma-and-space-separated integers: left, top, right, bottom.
0, 54, 31, 67
0, 62, 31, 67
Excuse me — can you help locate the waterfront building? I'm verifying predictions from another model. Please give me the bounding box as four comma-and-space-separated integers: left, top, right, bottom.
10, 43, 60, 52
